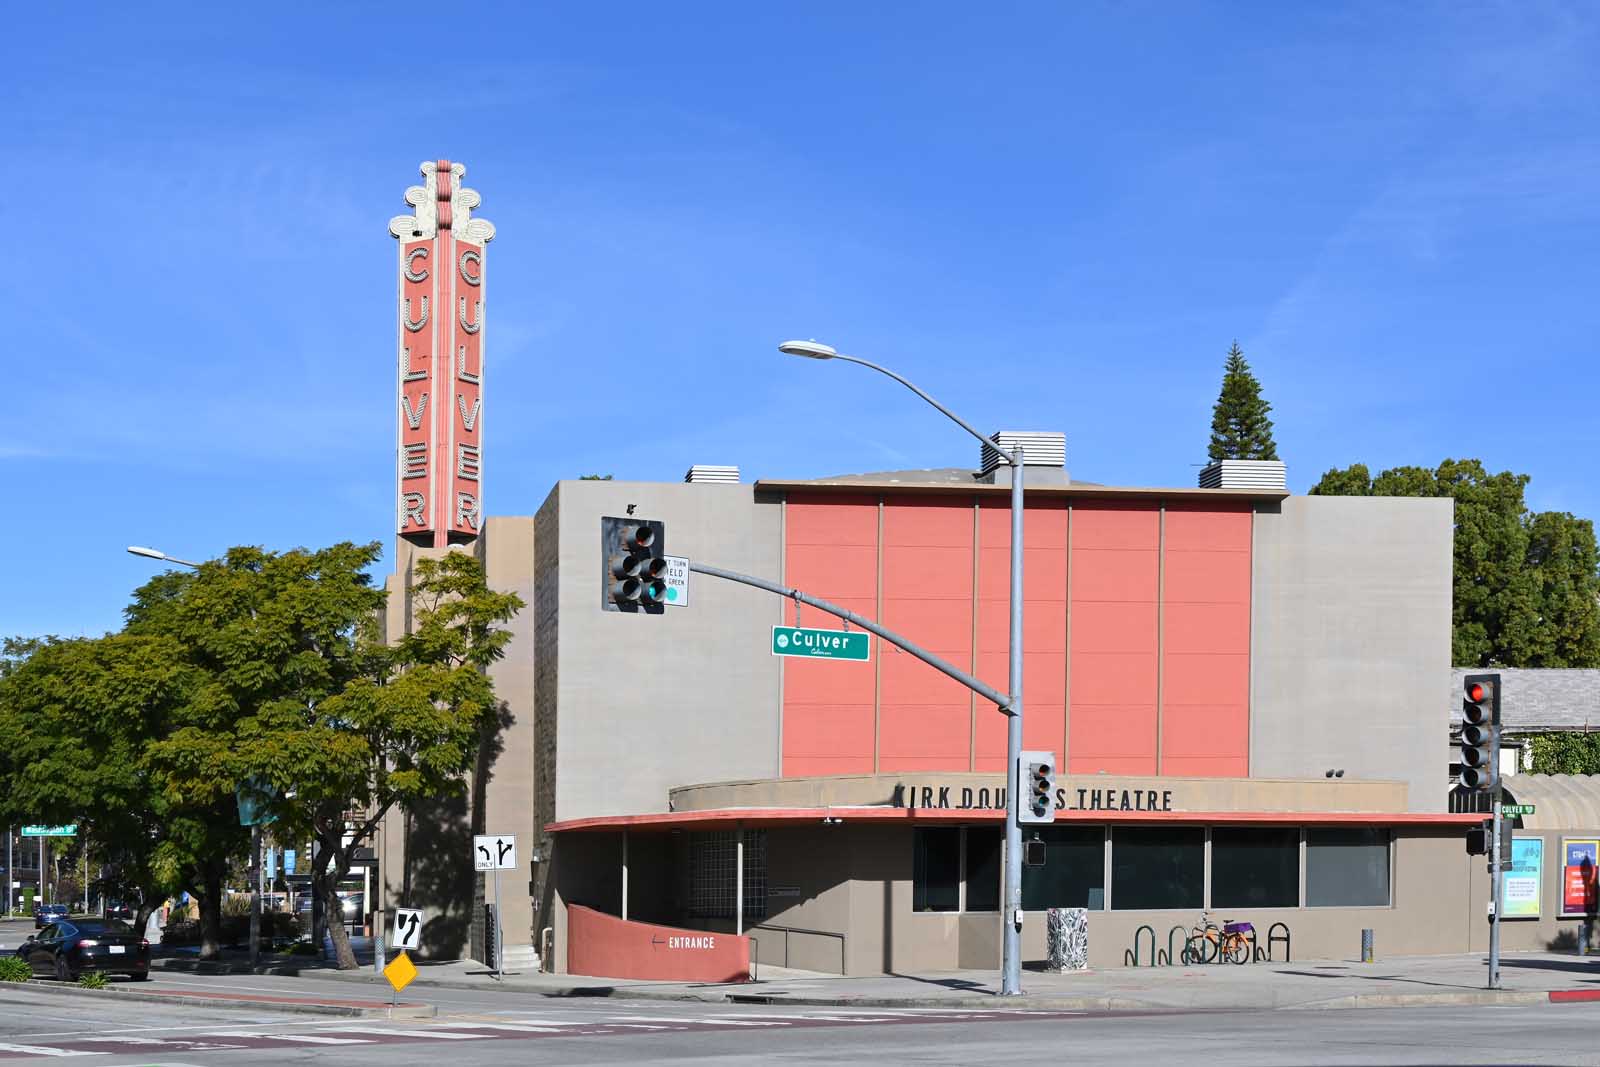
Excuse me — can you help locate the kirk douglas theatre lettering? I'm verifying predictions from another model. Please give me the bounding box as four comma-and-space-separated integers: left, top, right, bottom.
893, 783, 1175, 813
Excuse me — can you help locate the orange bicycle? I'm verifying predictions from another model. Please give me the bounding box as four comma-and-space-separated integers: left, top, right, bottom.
1183, 912, 1252, 964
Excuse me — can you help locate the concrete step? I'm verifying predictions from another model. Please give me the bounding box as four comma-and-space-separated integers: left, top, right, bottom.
500, 944, 541, 971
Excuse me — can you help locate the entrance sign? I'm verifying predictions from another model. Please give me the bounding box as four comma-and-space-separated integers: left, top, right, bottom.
473, 835, 517, 872
771, 626, 870, 662
21, 826, 75, 837
663, 555, 690, 606
393, 908, 423, 950
1561, 839, 1598, 917
1501, 838, 1542, 919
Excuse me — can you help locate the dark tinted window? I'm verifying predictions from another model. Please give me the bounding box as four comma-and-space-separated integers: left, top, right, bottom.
1022, 827, 1106, 910
1307, 829, 1391, 907
1211, 828, 1299, 909
965, 828, 1002, 911
913, 828, 961, 912
37, 924, 59, 939
76, 920, 136, 936
1111, 828, 1204, 910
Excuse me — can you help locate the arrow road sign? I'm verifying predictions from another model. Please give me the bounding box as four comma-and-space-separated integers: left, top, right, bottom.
473, 834, 517, 871
393, 908, 423, 951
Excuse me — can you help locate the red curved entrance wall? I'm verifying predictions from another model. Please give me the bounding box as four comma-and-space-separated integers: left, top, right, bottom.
566, 905, 751, 983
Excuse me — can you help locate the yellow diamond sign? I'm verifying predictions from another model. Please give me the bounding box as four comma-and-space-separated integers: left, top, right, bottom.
384, 950, 418, 993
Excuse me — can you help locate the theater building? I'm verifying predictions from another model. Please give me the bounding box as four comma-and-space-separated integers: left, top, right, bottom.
372, 162, 1521, 977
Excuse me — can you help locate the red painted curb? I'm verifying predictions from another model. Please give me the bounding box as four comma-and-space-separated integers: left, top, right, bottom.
1548, 990, 1600, 1003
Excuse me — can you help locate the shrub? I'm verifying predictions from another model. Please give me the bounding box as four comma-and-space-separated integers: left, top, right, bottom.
0, 957, 32, 983
77, 971, 109, 990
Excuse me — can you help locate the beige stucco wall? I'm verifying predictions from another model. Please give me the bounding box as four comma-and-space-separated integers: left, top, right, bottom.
671, 773, 1410, 815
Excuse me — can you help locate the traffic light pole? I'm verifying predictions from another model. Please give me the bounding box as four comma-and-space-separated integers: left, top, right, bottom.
1489, 789, 1502, 989
1002, 454, 1024, 996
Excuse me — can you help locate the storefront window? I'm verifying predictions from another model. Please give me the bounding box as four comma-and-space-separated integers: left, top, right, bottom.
913, 828, 961, 912
965, 828, 1002, 911
1211, 828, 1299, 909
1307, 828, 1391, 907
1022, 827, 1106, 910
1111, 828, 1204, 910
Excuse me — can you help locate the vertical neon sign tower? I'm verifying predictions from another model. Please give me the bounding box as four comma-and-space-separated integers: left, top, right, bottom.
389, 160, 495, 547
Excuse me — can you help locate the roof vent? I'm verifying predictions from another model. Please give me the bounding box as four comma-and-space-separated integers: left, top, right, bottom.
1198, 459, 1286, 490
980, 431, 1067, 475
684, 465, 740, 485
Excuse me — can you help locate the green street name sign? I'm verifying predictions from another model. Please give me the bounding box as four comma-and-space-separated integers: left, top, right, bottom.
771, 626, 870, 662
1502, 804, 1536, 816
21, 825, 76, 837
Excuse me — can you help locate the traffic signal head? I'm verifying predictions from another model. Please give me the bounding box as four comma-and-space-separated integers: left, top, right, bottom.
1017, 750, 1057, 825
1460, 673, 1502, 792
1465, 825, 1489, 856
602, 517, 666, 613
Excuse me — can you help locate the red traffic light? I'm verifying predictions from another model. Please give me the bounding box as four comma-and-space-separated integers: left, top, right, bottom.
1465, 681, 1486, 702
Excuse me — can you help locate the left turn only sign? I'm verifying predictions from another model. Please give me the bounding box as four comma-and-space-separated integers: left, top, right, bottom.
474, 834, 517, 871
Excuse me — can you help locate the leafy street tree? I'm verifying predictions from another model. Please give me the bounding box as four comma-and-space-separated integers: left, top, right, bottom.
0, 634, 197, 939
1309, 459, 1600, 669
246, 551, 522, 969
1208, 341, 1280, 462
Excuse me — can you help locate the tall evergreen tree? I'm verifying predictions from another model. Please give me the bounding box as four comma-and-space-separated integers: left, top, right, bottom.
1208, 342, 1280, 462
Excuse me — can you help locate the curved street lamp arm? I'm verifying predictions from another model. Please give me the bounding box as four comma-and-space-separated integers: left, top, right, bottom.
831, 353, 1018, 466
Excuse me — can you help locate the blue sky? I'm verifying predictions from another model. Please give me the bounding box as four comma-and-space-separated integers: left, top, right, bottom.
4, 2, 1597, 638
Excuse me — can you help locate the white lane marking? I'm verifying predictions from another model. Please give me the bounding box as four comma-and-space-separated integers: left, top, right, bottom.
430, 1022, 568, 1033
271, 1034, 379, 1045
331, 1027, 486, 1040
0, 1042, 100, 1057
606, 1015, 789, 1027
76, 1037, 169, 1044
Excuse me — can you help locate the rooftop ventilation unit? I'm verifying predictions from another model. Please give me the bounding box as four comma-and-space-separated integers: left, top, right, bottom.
1198, 459, 1286, 490
980, 431, 1067, 476
684, 465, 740, 485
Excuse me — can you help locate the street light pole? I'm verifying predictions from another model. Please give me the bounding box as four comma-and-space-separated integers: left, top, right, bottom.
779, 340, 1027, 995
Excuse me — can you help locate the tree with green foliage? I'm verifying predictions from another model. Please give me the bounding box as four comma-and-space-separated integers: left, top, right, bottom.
241, 550, 522, 969
1208, 342, 1279, 462
1527, 733, 1600, 776
1310, 458, 1600, 668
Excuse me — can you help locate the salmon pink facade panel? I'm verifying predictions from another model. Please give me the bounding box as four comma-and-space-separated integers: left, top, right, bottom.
879, 499, 975, 771
1068, 504, 1160, 775
975, 501, 1068, 771
782, 495, 879, 775
1160, 505, 1252, 777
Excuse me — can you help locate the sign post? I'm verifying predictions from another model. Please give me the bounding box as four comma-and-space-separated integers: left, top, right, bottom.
473, 835, 517, 979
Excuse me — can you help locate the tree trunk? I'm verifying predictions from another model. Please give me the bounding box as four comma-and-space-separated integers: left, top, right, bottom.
196, 868, 224, 961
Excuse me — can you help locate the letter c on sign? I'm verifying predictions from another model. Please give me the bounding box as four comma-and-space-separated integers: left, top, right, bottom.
404, 246, 429, 283
459, 248, 482, 286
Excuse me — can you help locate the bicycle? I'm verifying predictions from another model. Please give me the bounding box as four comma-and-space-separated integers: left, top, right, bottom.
1183, 912, 1252, 965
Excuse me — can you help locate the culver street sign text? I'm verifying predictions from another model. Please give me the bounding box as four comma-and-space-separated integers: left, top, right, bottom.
771, 626, 870, 662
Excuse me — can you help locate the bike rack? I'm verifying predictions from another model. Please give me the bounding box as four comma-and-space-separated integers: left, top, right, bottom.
1124, 924, 1156, 967
1266, 922, 1291, 962
1162, 925, 1188, 966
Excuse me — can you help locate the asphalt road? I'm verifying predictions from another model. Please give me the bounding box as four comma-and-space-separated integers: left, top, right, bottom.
2, 972, 1600, 1064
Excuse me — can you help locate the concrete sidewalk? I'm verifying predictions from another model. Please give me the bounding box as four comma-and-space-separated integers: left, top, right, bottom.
267, 951, 1600, 1013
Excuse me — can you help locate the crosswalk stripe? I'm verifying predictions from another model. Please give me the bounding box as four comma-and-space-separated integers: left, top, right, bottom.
0, 1042, 99, 1057
606, 1015, 789, 1027
432, 1022, 568, 1033
272, 1035, 379, 1044
331, 1027, 486, 1040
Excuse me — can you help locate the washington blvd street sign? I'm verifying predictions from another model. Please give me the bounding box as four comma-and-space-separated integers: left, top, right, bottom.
21, 825, 76, 837
771, 625, 870, 662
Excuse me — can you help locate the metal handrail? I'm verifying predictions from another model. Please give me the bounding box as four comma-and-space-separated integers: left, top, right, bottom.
751, 922, 846, 974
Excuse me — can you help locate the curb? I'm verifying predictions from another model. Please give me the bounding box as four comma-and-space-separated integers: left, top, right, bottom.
0, 979, 436, 1018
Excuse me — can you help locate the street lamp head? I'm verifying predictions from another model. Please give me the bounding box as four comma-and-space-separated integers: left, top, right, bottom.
126, 546, 167, 561
778, 339, 837, 360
